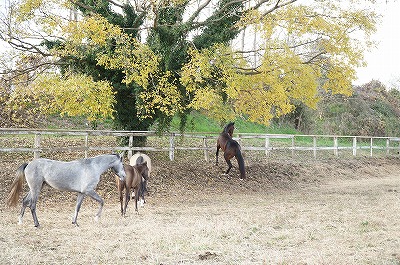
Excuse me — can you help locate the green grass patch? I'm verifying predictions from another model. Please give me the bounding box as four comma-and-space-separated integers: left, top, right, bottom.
169, 112, 300, 134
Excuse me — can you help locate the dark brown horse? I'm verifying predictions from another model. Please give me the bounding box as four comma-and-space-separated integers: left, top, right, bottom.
115, 162, 149, 216
216, 122, 246, 179
130, 152, 152, 204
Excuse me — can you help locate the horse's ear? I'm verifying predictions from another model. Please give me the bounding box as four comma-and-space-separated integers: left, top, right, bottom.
119, 151, 125, 161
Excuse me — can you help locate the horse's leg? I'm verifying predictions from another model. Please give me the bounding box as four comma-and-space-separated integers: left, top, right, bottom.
18, 192, 31, 225
141, 180, 146, 205
138, 180, 146, 206
30, 203, 40, 227
85, 190, 104, 222
134, 187, 139, 212
72, 193, 85, 226
224, 154, 233, 174
118, 186, 124, 216
123, 186, 130, 216
116, 178, 124, 216
216, 145, 220, 165
27, 187, 41, 228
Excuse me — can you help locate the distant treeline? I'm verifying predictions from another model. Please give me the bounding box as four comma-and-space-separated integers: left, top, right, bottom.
276, 80, 400, 137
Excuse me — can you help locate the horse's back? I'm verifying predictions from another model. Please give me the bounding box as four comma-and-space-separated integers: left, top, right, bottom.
24, 158, 96, 192
123, 164, 141, 188
25, 158, 63, 177
227, 138, 240, 148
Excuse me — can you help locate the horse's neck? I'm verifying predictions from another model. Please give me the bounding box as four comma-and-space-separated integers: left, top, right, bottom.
221, 132, 232, 140
92, 155, 116, 173
136, 164, 147, 175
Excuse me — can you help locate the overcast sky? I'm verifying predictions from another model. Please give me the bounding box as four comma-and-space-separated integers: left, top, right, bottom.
354, 1, 400, 88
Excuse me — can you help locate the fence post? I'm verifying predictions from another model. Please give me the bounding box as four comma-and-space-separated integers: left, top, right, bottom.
84, 134, 88, 158
353, 137, 357, 156
386, 138, 390, 156
334, 136, 338, 156
34, 133, 41, 159
370, 138, 373, 157
313, 136, 317, 158
128, 135, 133, 159
397, 141, 400, 154
169, 133, 175, 161
203, 137, 209, 162
291, 136, 295, 156
265, 136, 270, 156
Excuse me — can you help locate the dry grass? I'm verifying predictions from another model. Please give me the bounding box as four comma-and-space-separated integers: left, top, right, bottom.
1, 151, 400, 264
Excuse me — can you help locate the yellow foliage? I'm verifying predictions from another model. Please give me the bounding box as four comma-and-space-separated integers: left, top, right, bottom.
10, 73, 116, 122
180, 1, 377, 125
57, 15, 162, 119
15, 0, 66, 35
137, 71, 184, 119
61, 15, 122, 51
188, 86, 235, 122
181, 44, 319, 125
16, 0, 44, 21
6, 0, 378, 125
97, 38, 159, 88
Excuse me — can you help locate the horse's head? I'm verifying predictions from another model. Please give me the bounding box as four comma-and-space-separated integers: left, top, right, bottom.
223, 122, 235, 136
112, 154, 126, 181
138, 161, 149, 181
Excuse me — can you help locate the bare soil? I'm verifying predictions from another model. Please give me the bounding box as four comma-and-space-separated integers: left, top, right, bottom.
1, 151, 400, 264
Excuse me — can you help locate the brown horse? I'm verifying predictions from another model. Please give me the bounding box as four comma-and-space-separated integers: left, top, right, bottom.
115, 162, 149, 216
130, 152, 152, 204
216, 122, 246, 179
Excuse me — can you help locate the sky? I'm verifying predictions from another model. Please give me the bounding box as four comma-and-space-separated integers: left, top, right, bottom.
354, 1, 400, 88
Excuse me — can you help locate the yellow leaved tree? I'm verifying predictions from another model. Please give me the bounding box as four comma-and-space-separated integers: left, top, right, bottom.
7, 73, 115, 123
180, 2, 377, 125
0, 0, 378, 128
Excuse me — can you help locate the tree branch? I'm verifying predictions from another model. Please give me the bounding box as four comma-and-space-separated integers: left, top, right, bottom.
261, 0, 298, 17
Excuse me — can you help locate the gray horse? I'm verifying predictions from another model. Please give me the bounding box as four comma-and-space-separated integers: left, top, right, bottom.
7, 154, 126, 227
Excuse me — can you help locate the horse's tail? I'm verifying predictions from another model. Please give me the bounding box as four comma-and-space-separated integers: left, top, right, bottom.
235, 149, 246, 179
6, 163, 28, 207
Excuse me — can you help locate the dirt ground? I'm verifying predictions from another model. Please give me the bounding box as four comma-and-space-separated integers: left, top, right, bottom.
1, 151, 400, 264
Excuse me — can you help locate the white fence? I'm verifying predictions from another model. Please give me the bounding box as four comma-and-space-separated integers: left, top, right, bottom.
1, 128, 400, 160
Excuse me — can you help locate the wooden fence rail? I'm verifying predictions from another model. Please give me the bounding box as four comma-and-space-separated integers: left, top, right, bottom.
1, 128, 400, 161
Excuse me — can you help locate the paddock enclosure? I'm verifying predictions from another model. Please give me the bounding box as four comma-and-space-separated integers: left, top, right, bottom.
1, 133, 400, 264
